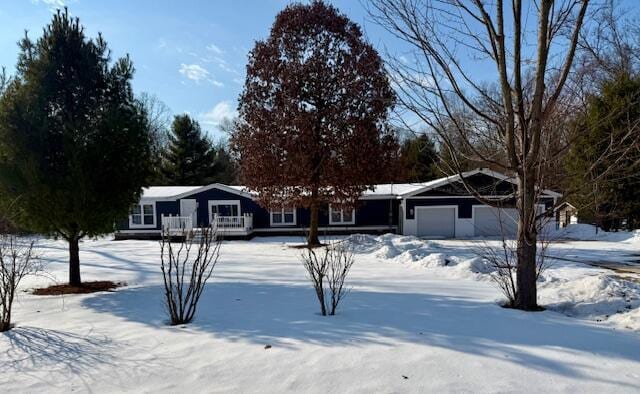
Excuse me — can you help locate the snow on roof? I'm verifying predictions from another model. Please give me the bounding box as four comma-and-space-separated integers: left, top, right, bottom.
226, 185, 256, 195
139, 169, 560, 200
362, 180, 442, 196
141, 186, 202, 199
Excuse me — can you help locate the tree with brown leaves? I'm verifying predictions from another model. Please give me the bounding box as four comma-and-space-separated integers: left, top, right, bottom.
232, 0, 398, 246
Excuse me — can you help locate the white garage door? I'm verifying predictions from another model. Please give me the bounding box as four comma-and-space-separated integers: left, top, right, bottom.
417, 207, 455, 238
474, 206, 519, 236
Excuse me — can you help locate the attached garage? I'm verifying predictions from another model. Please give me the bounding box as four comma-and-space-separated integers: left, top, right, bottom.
416, 206, 456, 238
473, 206, 519, 236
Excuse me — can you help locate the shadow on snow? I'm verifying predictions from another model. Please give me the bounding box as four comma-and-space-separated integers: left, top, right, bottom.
80, 280, 640, 386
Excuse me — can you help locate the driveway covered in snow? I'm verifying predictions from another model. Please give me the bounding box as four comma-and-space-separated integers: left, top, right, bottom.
1, 233, 639, 392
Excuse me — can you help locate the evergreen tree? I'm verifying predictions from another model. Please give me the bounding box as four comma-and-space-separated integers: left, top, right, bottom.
399, 134, 438, 182
162, 114, 217, 185
211, 143, 238, 184
0, 9, 151, 285
565, 72, 640, 230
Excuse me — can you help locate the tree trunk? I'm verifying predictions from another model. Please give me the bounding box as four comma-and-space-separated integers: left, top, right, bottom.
68, 237, 81, 286
515, 175, 539, 310
0, 308, 10, 332
308, 202, 320, 247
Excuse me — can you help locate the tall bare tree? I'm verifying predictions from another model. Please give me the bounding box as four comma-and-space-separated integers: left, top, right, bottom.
367, 0, 592, 310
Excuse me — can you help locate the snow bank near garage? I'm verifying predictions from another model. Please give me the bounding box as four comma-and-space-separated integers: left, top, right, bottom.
346, 234, 493, 278
345, 233, 640, 331
551, 223, 640, 242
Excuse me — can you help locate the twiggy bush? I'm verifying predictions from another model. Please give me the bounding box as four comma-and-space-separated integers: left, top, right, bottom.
301, 242, 355, 316
160, 226, 221, 325
1, 235, 41, 332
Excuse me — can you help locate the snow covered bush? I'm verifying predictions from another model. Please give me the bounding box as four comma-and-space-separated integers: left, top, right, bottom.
301, 242, 355, 316
0, 235, 41, 332
160, 226, 221, 325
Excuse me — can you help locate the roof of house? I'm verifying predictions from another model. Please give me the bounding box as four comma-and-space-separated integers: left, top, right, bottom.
139, 168, 562, 200
361, 180, 443, 197
140, 186, 202, 199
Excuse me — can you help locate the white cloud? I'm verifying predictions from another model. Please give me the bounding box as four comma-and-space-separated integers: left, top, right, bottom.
200, 101, 238, 127
206, 43, 224, 55
179, 64, 224, 87
32, 0, 74, 10
179, 63, 209, 83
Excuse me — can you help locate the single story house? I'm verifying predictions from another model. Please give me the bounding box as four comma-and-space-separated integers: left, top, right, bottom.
115, 168, 561, 239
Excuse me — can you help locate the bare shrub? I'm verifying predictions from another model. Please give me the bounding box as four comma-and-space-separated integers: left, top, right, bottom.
160, 226, 221, 325
1, 235, 41, 331
474, 226, 553, 308
301, 242, 355, 316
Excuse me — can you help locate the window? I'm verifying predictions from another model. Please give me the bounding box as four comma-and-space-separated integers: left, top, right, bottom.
270, 206, 296, 226
208, 200, 242, 224
329, 205, 355, 225
130, 202, 155, 227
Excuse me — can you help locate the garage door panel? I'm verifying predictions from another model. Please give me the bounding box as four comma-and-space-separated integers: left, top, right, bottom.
417, 207, 455, 238
474, 206, 519, 236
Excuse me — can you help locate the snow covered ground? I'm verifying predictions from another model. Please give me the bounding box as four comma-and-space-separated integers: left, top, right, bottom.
1, 228, 640, 392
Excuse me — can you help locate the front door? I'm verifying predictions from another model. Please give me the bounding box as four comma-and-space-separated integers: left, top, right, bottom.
180, 199, 198, 227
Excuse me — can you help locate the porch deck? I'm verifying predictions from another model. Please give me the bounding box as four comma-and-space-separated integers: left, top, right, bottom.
161, 214, 254, 236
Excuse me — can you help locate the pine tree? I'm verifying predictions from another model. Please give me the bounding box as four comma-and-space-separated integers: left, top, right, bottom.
0, 9, 152, 286
162, 115, 218, 186
211, 143, 238, 184
399, 134, 439, 182
565, 72, 640, 230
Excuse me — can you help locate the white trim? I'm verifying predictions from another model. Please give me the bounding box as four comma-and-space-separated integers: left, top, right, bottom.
151, 184, 253, 201
414, 205, 457, 238
208, 200, 242, 223
402, 169, 479, 198
359, 194, 399, 200
407, 195, 515, 200
401, 168, 562, 199
329, 205, 356, 225
129, 201, 156, 229
269, 206, 297, 226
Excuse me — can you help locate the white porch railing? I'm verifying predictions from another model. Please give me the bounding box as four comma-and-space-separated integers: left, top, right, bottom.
212, 214, 253, 231
161, 215, 193, 231
161, 213, 253, 233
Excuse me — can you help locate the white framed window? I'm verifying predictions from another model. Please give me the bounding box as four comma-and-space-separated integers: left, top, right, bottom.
130, 202, 156, 228
208, 200, 241, 223
270, 206, 296, 226
329, 205, 355, 225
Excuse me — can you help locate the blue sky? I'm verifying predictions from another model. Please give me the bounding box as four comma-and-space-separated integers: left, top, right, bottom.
0, 0, 401, 140
3, 1, 636, 141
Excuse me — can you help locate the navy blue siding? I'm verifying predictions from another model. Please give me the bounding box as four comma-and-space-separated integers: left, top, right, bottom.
415, 173, 516, 197
157, 201, 180, 228
170, 187, 398, 229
